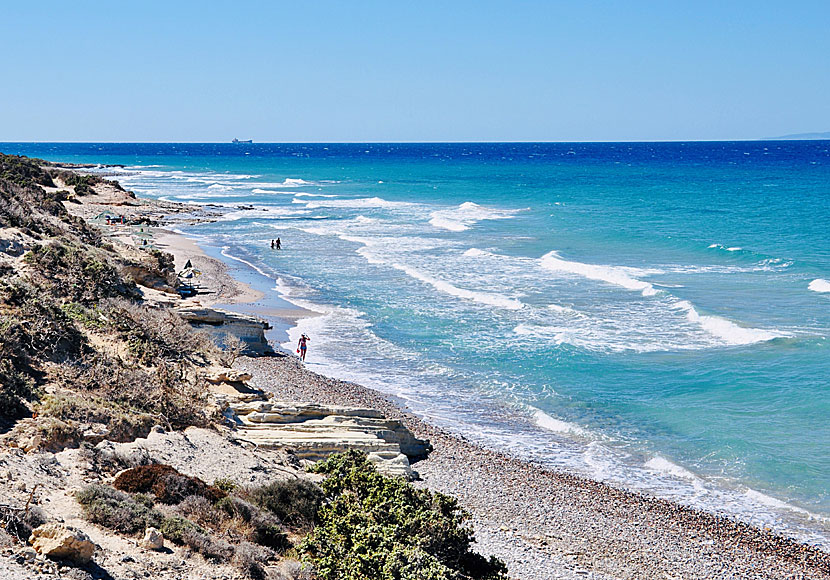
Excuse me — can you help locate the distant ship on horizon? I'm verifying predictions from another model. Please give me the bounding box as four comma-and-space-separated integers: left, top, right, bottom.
232, 138, 253, 144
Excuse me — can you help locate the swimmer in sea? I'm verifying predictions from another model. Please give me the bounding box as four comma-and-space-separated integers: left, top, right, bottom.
297, 333, 310, 361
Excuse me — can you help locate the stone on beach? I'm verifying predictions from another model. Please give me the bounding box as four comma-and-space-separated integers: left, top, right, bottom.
29, 523, 95, 564
225, 398, 430, 479
139, 527, 164, 551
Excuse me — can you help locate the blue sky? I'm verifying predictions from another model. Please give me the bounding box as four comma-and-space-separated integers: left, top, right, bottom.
1, 1, 828, 142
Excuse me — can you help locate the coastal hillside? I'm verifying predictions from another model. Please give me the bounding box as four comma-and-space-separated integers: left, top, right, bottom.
0, 153, 507, 580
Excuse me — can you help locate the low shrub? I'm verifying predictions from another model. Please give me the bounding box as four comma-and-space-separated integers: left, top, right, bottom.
57, 353, 211, 431
76, 485, 163, 534
216, 496, 290, 552
246, 478, 323, 529
213, 477, 239, 494
159, 515, 206, 543
300, 450, 508, 580
102, 299, 217, 365
37, 393, 156, 443
24, 240, 136, 303
113, 464, 226, 504
232, 541, 274, 580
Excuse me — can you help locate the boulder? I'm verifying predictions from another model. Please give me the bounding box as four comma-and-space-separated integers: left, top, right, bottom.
29, 523, 94, 564
227, 400, 432, 479
205, 367, 253, 384
139, 527, 164, 550
177, 307, 273, 355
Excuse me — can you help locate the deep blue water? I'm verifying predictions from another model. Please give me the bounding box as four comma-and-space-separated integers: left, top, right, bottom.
5, 141, 830, 546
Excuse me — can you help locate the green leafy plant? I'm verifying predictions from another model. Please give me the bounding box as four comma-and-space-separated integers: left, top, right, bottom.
299, 450, 508, 580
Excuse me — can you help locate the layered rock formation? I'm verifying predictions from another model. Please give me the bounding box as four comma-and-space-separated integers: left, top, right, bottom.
177, 306, 273, 355
223, 399, 431, 479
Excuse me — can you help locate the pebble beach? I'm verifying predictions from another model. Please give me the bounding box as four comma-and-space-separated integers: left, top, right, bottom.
236, 354, 830, 580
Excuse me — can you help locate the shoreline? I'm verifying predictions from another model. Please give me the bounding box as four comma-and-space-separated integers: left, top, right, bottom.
47, 162, 830, 578
157, 225, 830, 579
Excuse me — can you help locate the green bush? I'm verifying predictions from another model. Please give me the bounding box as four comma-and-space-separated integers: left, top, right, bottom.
159, 515, 207, 543
299, 450, 508, 580
24, 241, 136, 303
216, 496, 290, 552
247, 478, 323, 529
76, 484, 163, 534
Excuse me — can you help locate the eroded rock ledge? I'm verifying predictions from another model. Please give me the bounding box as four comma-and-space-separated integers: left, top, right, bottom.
177, 306, 273, 355
219, 396, 431, 480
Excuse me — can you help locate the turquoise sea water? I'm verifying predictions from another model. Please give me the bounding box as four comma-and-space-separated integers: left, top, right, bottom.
6, 142, 830, 546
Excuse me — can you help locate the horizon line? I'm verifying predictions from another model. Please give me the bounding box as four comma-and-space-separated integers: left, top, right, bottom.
3, 137, 829, 145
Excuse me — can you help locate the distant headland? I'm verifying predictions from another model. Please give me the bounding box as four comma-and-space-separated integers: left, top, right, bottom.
763, 131, 830, 140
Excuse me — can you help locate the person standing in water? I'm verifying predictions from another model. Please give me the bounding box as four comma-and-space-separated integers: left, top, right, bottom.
297, 333, 309, 361
275, 237, 281, 250
270, 239, 275, 249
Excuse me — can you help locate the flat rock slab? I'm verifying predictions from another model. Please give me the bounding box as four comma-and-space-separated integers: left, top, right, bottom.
227, 399, 431, 479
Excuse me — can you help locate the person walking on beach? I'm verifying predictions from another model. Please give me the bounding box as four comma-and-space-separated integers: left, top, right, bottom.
275, 237, 281, 250
297, 333, 310, 361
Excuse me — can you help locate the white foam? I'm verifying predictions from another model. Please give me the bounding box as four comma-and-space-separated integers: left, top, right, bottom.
219, 247, 273, 280
429, 201, 522, 232
252, 188, 295, 194
532, 408, 588, 436
389, 262, 523, 310
303, 197, 414, 209
644, 456, 699, 481
547, 304, 583, 316
539, 251, 658, 297
708, 243, 743, 252
675, 300, 787, 345
808, 279, 830, 293
514, 323, 614, 352
294, 192, 338, 198
218, 207, 312, 222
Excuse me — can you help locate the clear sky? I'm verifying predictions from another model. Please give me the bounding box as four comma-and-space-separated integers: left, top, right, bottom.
2, 1, 828, 142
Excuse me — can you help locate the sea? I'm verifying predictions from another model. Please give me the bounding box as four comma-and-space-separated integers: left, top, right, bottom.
5, 141, 829, 547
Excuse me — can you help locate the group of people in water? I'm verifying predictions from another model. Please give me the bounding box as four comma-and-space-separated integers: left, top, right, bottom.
270, 238, 281, 250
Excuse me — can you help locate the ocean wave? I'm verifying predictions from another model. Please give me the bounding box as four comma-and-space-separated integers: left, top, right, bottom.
674, 300, 788, 345
301, 196, 414, 209
708, 243, 743, 252
388, 261, 523, 310
539, 251, 659, 297
218, 207, 312, 222
294, 192, 338, 198
513, 323, 621, 352
644, 456, 701, 482
808, 278, 830, 293
532, 408, 588, 437
251, 188, 295, 194
429, 201, 522, 232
